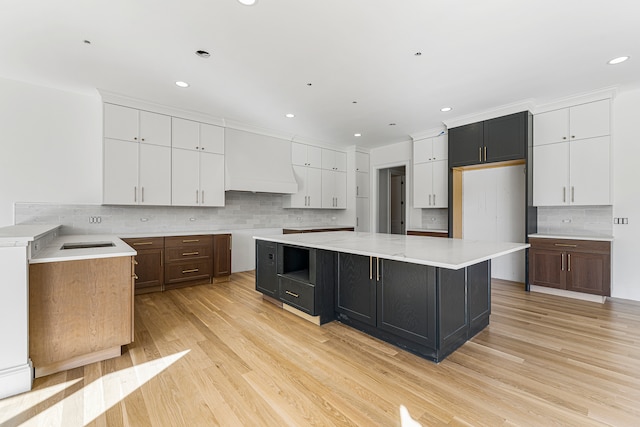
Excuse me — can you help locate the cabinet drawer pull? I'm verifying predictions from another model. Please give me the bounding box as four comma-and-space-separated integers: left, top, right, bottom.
479, 147, 482, 162
554, 244, 577, 248
484, 146, 487, 162
133, 260, 139, 265
182, 268, 199, 274
182, 251, 200, 256
285, 290, 299, 298
561, 253, 565, 271
376, 257, 380, 282
182, 239, 200, 243
133, 242, 153, 246
369, 256, 373, 280
567, 254, 571, 272
133, 274, 139, 279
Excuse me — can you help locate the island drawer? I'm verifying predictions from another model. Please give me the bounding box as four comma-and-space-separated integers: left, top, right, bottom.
278, 275, 315, 315
165, 235, 213, 248
529, 238, 610, 254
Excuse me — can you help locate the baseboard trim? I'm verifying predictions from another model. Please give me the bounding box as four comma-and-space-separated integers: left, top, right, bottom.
0, 360, 33, 399
530, 285, 607, 303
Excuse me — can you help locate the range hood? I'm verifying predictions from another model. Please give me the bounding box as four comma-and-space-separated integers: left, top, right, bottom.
225, 128, 299, 194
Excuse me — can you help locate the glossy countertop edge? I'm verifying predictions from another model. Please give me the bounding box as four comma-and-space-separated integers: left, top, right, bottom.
406, 228, 449, 233
528, 233, 614, 242
0, 224, 61, 245
118, 230, 236, 238
254, 231, 529, 270
282, 225, 355, 231
30, 234, 136, 264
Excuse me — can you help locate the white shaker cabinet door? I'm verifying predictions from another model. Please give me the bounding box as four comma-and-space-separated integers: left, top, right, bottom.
569, 99, 610, 142
432, 160, 448, 208
288, 165, 308, 207
356, 197, 370, 232
139, 144, 171, 205
356, 171, 370, 198
200, 123, 225, 154
432, 134, 448, 161
172, 148, 200, 206
172, 117, 200, 151
413, 139, 432, 164
306, 145, 322, 169
533, 142, 570, 206
321, 170, 335, 207
413, 162, 432, 208
139, 111, 171, 147
307, 167, 322, 208
291, 142, 307, 166
104, 104, 138, 142
335, 171, 347, 208
355, 151, 370, 173
533, 108, 569, 146
200, 152, 225, 207
103, 138, 138, 204
569, 136, 610, 205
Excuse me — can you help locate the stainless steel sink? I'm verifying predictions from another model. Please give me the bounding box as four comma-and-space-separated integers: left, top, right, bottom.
60, 241, 115, 250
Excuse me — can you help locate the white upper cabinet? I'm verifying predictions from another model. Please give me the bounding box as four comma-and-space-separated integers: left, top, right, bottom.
356, 170, 370, 198
172, 148, 224, 207
414, 134, 448, 163
413, 134, 448, 208
322, 170, 346, 208
103, 138, 171, 205
172, 118, 224, 154
321, 149, 347, 172
533, 99, 610, 146
292, 142, 322, 168
533, 136, 610, 206
284, 165, 322, 208
104, 103, 170, 146
355, 151, 370, 173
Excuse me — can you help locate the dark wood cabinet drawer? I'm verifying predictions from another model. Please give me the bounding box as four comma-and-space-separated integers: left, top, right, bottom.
529, 238, 610, 254
123, 237, 164, 250
278, 275, 315, 315
165, 260, 213, 285
165, 235, 212, 248
165, 244, 212, 263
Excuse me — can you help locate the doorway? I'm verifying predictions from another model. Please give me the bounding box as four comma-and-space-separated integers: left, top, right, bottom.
378, 166, 406, 234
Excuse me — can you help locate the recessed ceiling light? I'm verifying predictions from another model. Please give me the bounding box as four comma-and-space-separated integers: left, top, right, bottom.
306, 83, 312, 86
195, 50, 210, 58
285, 113, 295, 118
352, 101, 358, 104
83, 40, 91, 45
608, 56, 630, 65
237, 0, 257, 5
354, 133, 362, 137
414, 52, 422, 56
440, 107, 452, 112
175, 81, 190, 88
389, 123, 397, 126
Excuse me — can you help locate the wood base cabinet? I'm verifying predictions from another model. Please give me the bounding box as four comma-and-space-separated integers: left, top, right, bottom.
122, 237, 164, 294
529, 238, 611, 296
164, 235, 213, 289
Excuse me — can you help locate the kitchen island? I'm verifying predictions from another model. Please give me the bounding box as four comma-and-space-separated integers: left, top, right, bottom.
255, 231, 529, 362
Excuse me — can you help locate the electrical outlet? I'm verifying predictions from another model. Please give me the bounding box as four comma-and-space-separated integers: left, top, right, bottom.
88, 216, 102, 224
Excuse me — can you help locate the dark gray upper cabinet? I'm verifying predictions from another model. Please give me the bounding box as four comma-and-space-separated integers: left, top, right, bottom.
449, 111, 527, 167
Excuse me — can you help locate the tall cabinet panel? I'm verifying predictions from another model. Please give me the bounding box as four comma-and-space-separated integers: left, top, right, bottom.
413, 135, 448, 208
355, 150, 370, 231
103, 138, 138, 205
139, 144, 171, 205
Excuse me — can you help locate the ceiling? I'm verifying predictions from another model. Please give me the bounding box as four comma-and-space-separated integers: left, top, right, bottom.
1, 0, 639, 148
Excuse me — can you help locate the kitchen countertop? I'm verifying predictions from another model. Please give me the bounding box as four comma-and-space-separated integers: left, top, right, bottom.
118, 229, 235, 239
0, 224, 61, 246
30, 234, 136, 264
528, 233, 614, 242
255, 231, 529, 270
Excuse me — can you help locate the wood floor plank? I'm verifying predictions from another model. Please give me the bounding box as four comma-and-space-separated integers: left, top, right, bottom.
4, 273, 640, 426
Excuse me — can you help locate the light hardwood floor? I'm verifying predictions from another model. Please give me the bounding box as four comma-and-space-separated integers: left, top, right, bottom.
2, 272, 640, 426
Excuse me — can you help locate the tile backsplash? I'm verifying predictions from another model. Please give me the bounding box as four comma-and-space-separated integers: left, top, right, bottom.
14, 191, 351, 235
535, 205, 612, 236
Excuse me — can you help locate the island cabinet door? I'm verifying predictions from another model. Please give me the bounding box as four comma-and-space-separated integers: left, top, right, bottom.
376, 260, 437, 348
437, 268, 468, 350
336, 253, 376, 326
467, 261, 491, 337
255, 240, 278, 298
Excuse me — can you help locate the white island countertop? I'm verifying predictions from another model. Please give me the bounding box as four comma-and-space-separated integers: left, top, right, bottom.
30, 234, 136, 264
255, 231, 529, 270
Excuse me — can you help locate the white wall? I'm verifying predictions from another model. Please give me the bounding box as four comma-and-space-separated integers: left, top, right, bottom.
612, 87, 640, 300
0, 78, 102, 227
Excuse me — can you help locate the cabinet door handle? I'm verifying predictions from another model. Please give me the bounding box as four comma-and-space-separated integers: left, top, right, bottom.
433, 194, 436, 205
479, 146, 482, 162
356, 186, 359, 196
356, 217, 359, 227
429, 194, 432, 206
571, 186, 575, 203
134, 186, 137, 203
133, 242, 153, 246
369, 256, 373, 280
376, 258, 380, 282
484, 146, 487, 162
561, 253, 565, 271
133, 259, 139, 265
141, 186, 145, 203
285, 290, 299, 298
196, 190, 199, 204
567, 254, 571, 272
133, 274, 139, 279
182, 268, 199, 274
202, 190, 205, 204
182, 251, 199, 256
563, 187, 566, 203
554, 243, 577, 248
182, 239, 200, 243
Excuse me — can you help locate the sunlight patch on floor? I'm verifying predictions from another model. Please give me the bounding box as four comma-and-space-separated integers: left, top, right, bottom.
15, 350, 189, 426
0, 378, 82, 424
400, 404, 422, 427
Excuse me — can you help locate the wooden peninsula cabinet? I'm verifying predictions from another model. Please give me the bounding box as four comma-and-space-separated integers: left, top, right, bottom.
529, 237, 611, 296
